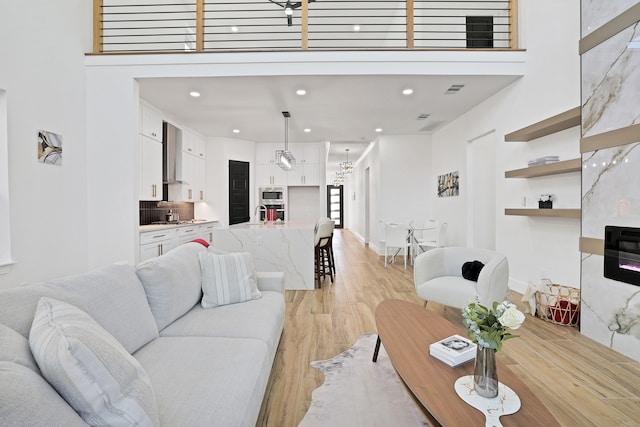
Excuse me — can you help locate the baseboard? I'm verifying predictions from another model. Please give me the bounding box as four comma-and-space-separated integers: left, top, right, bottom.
351, 231, 384, 256
508, 278, 528, 296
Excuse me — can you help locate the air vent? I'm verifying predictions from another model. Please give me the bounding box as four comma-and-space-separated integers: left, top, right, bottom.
445, 84, 465, 95
416, 113, 431, 120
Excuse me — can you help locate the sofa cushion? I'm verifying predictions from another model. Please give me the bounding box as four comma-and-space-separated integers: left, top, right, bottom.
29, 298, 160, 427
0, 323, 40, 374
199, 251, 262, 308
135, 242, 207, 331
0, 264, 158, 354
134, 336, 271, 427
160, 291, 285, 358
0, 362, 88, 427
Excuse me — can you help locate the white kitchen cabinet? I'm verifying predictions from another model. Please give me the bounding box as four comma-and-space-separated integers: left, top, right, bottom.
289, 143, 320, 164
182, 129, 206, 160
140, 103, 163, 142
287, 143, 320, 186
287, 163, 320, 186
139, 135, 163, 201
256, 163, 287, 186
195, 156, 206, 201
168, 128, 207, 202
256, 143, 289, 186
176, 225, 200, 245
139, 228, 176, 261
198, 222, 219, 245
256, 143, 278, 164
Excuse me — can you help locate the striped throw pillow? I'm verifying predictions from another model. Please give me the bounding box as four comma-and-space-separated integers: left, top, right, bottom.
29, 297, 159, 427
199, 252, 262, 308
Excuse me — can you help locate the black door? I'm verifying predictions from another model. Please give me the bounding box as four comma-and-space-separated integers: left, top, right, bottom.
327, 185, 344, 229
229, 160, 250, 225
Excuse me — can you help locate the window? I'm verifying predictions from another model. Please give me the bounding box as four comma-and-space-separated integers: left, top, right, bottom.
466, 16, 494, 48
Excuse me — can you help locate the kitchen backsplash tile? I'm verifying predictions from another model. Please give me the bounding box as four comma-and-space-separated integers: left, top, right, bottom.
139, 201, 194, 225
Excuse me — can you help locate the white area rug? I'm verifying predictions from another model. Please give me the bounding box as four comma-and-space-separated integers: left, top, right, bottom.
298, 333, 430, 427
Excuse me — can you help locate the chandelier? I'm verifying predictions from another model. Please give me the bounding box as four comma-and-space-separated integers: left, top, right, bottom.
340, 148, 353, 174
275, 111, 296, 171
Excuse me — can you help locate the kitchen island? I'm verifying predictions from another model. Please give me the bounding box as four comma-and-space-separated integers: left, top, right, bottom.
212, 221, 315, 290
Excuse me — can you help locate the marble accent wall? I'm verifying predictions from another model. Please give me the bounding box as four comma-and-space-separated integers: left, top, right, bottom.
581, 2, 640, 361
581, 0, 638, 36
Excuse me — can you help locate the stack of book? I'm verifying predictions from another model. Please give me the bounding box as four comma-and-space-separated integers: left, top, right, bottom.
527, 155, 559, 167
429, 334, 477, 367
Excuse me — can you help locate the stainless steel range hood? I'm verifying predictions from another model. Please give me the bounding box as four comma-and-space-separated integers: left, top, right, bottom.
162, 122, 186, 186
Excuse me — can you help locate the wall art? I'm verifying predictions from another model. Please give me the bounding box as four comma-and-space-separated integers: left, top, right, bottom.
437, 171, 459, 197
38, 130, 62, 166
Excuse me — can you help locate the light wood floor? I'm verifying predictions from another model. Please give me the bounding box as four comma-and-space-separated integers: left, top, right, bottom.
256, 229, 640, 427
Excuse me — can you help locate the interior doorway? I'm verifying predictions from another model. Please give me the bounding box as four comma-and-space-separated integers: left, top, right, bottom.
467, 131, 496, 249
228, 160, 250, 225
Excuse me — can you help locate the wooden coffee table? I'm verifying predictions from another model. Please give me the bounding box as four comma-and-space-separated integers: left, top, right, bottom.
374, 299, 558, 426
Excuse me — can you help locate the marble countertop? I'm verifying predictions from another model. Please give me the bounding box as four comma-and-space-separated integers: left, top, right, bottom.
228, 221, 314, 230
140, 220, 219, 233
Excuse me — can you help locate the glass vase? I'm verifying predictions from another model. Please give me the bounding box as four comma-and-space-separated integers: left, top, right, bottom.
474, 346, 499, 398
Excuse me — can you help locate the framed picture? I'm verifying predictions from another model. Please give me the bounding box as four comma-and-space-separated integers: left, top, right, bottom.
38, 130, 62, 166
437, 171, 459, 197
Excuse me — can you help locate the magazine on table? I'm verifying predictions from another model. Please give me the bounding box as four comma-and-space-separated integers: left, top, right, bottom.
429, 334, 476, 367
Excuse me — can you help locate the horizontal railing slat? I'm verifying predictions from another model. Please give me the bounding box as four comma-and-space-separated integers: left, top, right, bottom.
96, 0, 516, 53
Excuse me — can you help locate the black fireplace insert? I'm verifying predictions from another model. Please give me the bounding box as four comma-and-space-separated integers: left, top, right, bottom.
604, 225, 640, 287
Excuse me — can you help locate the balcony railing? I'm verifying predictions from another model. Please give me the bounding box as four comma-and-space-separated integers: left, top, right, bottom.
92, 0, 518, 53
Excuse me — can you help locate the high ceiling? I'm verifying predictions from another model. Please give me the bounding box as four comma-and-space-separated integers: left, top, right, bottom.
138, 74, 520, 172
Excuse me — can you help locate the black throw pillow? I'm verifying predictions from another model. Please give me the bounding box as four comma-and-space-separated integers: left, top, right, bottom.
462, 260, 485, 282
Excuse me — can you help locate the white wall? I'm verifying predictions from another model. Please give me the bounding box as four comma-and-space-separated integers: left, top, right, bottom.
0, 1, 92, 288
201, 137, 256, 226
430, 0, 581, 293
350, 135, 433, 254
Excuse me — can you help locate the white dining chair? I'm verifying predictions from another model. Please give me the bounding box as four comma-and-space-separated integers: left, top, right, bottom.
417, 222, 447, 253
384, 223, 411, 269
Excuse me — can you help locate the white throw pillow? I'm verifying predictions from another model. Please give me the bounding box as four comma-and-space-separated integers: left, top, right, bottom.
29, 297, 160, 427
199, 251, 262, 308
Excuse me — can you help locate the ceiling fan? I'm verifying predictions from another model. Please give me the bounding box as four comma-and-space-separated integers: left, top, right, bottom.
267, 0, 316, 26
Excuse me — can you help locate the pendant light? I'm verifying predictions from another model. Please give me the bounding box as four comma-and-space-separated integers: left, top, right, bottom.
340, 148, 353, 174
275, 111, 296, 171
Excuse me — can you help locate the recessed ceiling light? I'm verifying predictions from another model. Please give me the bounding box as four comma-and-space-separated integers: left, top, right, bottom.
402, 88, 413, 95
375, 128, 383, 133
296, 89, 306, 96
233, 129, 240, 134
353, 25, 361, 31
304, 128, 311, 133
189, 91, 200, 97
231, 26, 238, 32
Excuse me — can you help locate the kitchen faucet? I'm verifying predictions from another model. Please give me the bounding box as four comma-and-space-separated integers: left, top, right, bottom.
254, 204, 267, 222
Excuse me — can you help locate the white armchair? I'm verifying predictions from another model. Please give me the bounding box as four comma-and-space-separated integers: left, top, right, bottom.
413, 247, 509, 309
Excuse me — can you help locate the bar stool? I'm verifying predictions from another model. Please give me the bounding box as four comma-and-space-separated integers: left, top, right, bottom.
314, 220, 335, 287
317, 217, 336, 276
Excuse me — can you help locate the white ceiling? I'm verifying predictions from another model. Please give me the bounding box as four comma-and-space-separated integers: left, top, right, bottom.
138, 74, 520, 170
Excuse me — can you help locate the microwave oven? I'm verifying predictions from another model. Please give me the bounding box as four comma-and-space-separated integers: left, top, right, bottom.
260, 187, 285, 203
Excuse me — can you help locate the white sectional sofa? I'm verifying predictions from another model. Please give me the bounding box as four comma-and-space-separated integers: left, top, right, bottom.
0, 242, 285, 427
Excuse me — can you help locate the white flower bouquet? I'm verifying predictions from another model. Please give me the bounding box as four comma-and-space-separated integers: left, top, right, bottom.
462, 301, 525, 351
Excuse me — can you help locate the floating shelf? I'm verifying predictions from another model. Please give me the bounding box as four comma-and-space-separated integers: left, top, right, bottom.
505, 158, 582, 178
505, 208, 581, 218
505, 107, 581, 142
